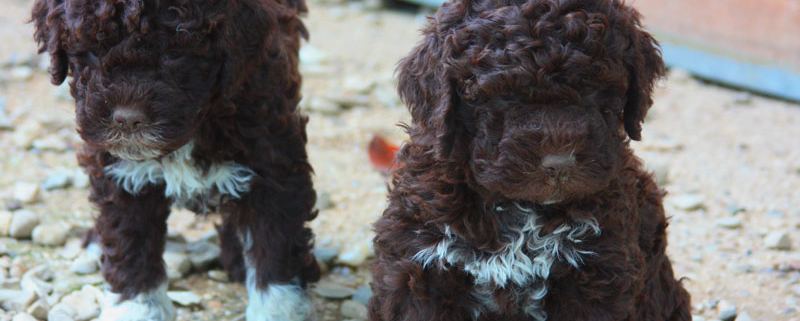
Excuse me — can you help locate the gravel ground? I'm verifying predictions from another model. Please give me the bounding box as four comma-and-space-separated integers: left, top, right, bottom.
1, 0, 799, 320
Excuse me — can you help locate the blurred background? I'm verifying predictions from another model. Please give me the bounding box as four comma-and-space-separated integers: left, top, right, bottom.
0, 0, 798, 320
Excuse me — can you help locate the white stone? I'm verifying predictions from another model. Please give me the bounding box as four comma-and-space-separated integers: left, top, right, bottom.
670, 194, 704, 211
715, 217, 743, 229
11, 121, 43, 148
163, 252, 191, 277
13, 183, 40, 204
32, 135, 68, 152
0, 290, 37, 312
9, 210, 40, 238
186, 242, 221, 270
48, 303, 77, 321
11, 313, 37, 321
61, 238, 84, 260
60, 286, 101, 321
9, 67, 33, 81
69, 256, 98, 275
0, 211, 12, 236
32, 224, 70, 246
337, 243, 372, 267
342, 76, 376, 94
340, 300, 368, 320
764, 231, 792, 250
167, 291, 201, 306
26, 300, 50, 320
71, 170, 90, 189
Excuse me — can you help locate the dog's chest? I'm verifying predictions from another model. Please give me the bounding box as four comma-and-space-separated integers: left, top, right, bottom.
412, 204, 600, 321
105, 141, 255, 211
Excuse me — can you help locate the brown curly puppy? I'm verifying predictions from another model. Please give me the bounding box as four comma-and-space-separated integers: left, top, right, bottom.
32, 0, 319, 320
368, 0, 691, 320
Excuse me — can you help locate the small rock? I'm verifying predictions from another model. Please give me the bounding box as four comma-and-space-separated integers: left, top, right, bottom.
71, 170, 90, 189
0, 211, 12, 236
11, 121, 43, 148
352, 285, 372, 305
725, 204, 745, 215
0, 290, 37, 312
337, 243, 372, 267
32, 135, 68, 152
13, 183, 40, 204
671, 194, 704, 211
70, 255, 99, 275
342, 76, 376, 94
305, 97, 340, 114
32, 224, 70, 246
207, 270, 228, 282
717, 300, 737, 321
5, 199, 23, 211
10, 210, 40, 238
54, 82, 72, 102
9, 67, 33, 81
340, 300, 368, 320
737, 312, 753, 321
314, 191, 333, 211
47, 303, 77, 321
715, 217, 743, 229
167, 291, 202, 306
59, 286, 101, 321
691, 316, 705, 321
27, 300, 50, 320
313, 246, 339, 264
299, 45, 328, 65
12, 313, 37, 321
61, 238, 83, 260
186, 241, 221, 270
728, 263, 754, 274
163, 252, 191, 277
312, 282, 355, 299
765, 231, 792, 250
645, 158, 670, 185
42, 172, 72, 191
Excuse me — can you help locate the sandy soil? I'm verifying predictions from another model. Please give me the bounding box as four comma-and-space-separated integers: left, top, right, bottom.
1, 0, 799, 320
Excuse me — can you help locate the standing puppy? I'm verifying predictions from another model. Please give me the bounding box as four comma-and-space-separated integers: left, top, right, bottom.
32, 0, 319, 320
369, 0, 691, 320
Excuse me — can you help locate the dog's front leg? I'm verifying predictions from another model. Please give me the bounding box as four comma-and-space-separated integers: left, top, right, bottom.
90, 178, 175, 321
231, 173, 320, 321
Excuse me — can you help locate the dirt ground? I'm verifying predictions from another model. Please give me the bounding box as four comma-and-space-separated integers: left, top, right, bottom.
1, 0, 799, 320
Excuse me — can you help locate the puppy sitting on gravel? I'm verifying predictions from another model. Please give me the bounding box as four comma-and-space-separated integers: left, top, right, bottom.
32, 0, 319, 320
369, 0, 691, 320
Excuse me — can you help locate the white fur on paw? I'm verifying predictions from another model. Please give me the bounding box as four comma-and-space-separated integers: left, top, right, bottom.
246, 268, 311, 321
99, 282, 176, 321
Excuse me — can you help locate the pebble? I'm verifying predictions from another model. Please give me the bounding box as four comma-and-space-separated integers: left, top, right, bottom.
13, 183, 40, 204
0, 290, 37, 312
32, 135, 68, 152
352, 285, 372, 305
9, 67, 33, 81
163, 252, 192, 277
645, 158, 670, 185
313, 246, 340, 264
671, 194, 705, 211
340, 300, 368, 320
715, 217, 743, 229
71, 170, 90, 189
11, 313, 37, 321
312, 282, 355, 299
208, 270, 228, 282
0, 211, 12, 235
725, 204, 746, 215
167, 291, 202, 306
737, 312, 754, 321
59, 285, 101, 321
43, 172, 73, 190
61, 238, 83, 260
32, 224, 70, 246
47, 303, 77, 321
186, 241, 221, 270
26, 300, 50, 320
717, 300, 738, 321
764, 231, 792, 250
314, 191, 333, 211
691, 316, 706, 321
70, 255, 99, 275
9, 210, 40, 238
11, 121, 43, 148
299, 45, 328, 65
342, 76, 376, 94
337, 243, 372, 267
305, 97, 341, 114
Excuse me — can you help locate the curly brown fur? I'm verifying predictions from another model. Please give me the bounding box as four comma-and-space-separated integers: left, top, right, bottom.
369, 0, 690, 320
32, 0, 319, 319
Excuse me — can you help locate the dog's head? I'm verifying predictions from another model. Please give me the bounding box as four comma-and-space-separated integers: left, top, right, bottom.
399, 0, 664, 204
33, 0, 307, 161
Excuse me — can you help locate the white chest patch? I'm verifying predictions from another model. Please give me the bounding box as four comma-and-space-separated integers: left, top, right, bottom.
105, 141, 255, 205
412, 203, 600, 321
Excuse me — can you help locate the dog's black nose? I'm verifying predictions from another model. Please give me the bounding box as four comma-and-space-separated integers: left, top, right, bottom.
112, 107, 148, 133
541, 154, 576, 175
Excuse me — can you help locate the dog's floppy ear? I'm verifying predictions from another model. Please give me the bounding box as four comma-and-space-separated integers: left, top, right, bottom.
619, 9, 665, 141
397, 29, 462, 161
32, 0, 69, 85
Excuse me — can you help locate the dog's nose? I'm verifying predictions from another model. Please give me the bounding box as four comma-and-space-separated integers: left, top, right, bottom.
541, 154, 576, 175
112, 107, 148, 133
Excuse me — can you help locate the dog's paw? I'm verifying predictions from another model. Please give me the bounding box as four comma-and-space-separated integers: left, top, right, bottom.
246, 280, 311, 321
99, 283, 176, 321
